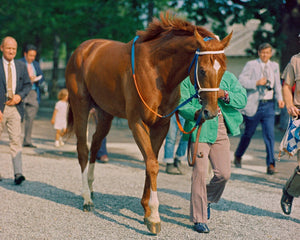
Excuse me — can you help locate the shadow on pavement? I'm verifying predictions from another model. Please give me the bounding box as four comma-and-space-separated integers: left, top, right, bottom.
158, 187, 300, 224
0, 178, 190, 234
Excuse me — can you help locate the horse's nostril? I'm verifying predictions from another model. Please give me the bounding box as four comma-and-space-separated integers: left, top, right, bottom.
203, 109, 209, 119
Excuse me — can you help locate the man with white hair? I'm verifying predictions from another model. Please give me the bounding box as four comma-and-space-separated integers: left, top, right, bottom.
0, 36, 31, 184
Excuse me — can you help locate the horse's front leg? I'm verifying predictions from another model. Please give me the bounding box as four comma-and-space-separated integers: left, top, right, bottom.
145, 122, 170, 232
130, 120, 169, 234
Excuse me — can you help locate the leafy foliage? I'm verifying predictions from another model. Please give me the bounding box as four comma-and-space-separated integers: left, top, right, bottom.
1, 0, 299, 95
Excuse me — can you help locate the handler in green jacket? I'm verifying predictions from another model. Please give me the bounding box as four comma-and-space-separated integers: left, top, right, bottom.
179, 71, 247, 234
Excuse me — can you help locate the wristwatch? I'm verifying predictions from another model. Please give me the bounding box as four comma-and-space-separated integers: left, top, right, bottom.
221, 90, 230, 104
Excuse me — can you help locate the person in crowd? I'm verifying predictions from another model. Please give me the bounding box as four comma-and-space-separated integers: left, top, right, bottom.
163, 114, 187, 174
51, 88, 68, 147
89, 108, 109, 163
280, 33, 300, 215
0, 36, 31, 185
234, 43, 285, 174
20, 44, 44, 148
179, 71, 247, 233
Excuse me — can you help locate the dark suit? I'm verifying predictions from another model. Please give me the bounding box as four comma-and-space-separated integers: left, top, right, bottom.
19, 57, 44, 145
19, 57, 44, 103
0, 58, 32, 120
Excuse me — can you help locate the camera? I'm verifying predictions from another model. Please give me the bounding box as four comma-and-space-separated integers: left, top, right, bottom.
265, 80, 272, 91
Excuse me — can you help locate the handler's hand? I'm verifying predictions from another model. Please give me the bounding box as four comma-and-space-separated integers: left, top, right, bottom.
286, 104, 300, 117
217, 89, 225, 99
5, 94, 21, 106
278, 100, 285, 109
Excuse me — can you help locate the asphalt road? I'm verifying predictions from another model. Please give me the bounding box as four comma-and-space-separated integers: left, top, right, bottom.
0, 105, 299, 240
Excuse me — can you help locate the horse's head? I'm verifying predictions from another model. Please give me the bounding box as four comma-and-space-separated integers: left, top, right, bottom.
190, 30, 232, 120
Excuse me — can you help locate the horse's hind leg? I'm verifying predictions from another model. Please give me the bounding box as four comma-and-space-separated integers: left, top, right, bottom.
69, 93, 93, 211
88, 108, 113, 197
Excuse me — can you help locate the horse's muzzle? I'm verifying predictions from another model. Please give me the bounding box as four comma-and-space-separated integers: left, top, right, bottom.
202, 108, 218, 120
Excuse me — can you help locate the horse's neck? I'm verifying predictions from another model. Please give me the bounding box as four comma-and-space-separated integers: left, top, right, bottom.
150, 38, 194, 91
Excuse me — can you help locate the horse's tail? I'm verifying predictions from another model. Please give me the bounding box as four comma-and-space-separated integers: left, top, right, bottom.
66, 102, 74, 135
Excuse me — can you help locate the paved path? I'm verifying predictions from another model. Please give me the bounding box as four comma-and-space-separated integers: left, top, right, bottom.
0, 107, 299, 239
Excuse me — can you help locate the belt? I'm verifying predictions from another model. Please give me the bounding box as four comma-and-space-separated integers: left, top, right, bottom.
260, 99, 273, 103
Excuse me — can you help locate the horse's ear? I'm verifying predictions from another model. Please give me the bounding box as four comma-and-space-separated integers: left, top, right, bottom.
221, 31, 233, 48
194, 29, 206, 50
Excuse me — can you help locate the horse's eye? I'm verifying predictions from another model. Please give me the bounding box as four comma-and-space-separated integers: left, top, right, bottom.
199, 69, 205, 76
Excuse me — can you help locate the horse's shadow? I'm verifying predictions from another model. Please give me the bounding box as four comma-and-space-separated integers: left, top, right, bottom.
0, 178, 191, 235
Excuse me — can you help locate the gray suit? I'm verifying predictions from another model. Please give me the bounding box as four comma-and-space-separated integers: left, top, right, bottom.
239, 58, 283, 117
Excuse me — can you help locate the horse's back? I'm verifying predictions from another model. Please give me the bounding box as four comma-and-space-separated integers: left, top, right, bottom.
66, 39, 126, 75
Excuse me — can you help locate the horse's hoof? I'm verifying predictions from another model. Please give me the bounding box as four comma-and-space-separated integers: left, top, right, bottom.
144, 218, 161, 234
83, 203, 94, 212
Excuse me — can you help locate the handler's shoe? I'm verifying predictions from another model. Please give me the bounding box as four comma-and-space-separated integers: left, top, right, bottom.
14, 174, 25, 185
281, 189, 294, 215
194, 223, 210, 233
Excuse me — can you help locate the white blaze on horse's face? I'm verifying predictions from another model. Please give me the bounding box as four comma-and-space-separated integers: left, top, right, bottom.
213, 60, 221, 74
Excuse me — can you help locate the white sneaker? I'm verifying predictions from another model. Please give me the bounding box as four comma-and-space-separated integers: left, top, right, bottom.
59, 137, 64, 146
55, 141, 60, 147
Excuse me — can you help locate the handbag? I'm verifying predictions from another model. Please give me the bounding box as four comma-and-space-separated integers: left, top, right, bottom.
279, 116, 300, 159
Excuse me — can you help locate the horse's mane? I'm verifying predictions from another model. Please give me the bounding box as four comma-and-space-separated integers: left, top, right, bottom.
136, 11, 215, 42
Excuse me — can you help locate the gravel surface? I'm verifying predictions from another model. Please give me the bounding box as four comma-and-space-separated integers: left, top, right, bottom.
1, 118, 299, 240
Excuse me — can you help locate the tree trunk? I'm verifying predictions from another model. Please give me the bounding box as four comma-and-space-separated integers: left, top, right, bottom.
147, 0, 154, 25
50, 34, 61, 99
65, 42, 72, 67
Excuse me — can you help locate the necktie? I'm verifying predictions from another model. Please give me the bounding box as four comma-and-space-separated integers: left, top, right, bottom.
263, 64, 269, 79
7, 62, 13, 99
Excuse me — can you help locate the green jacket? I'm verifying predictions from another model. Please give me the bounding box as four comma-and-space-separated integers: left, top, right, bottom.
178, 71, 247, 143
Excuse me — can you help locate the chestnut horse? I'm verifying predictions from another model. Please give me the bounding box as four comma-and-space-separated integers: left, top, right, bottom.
66, 12, 232, 234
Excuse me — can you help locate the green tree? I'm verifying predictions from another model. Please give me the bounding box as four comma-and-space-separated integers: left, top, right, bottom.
177, 0, 300, 70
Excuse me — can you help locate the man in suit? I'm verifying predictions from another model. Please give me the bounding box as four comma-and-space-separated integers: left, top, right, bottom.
20, 44, 44, 148
0, 36, 31, 185
234, 43, 285, 174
